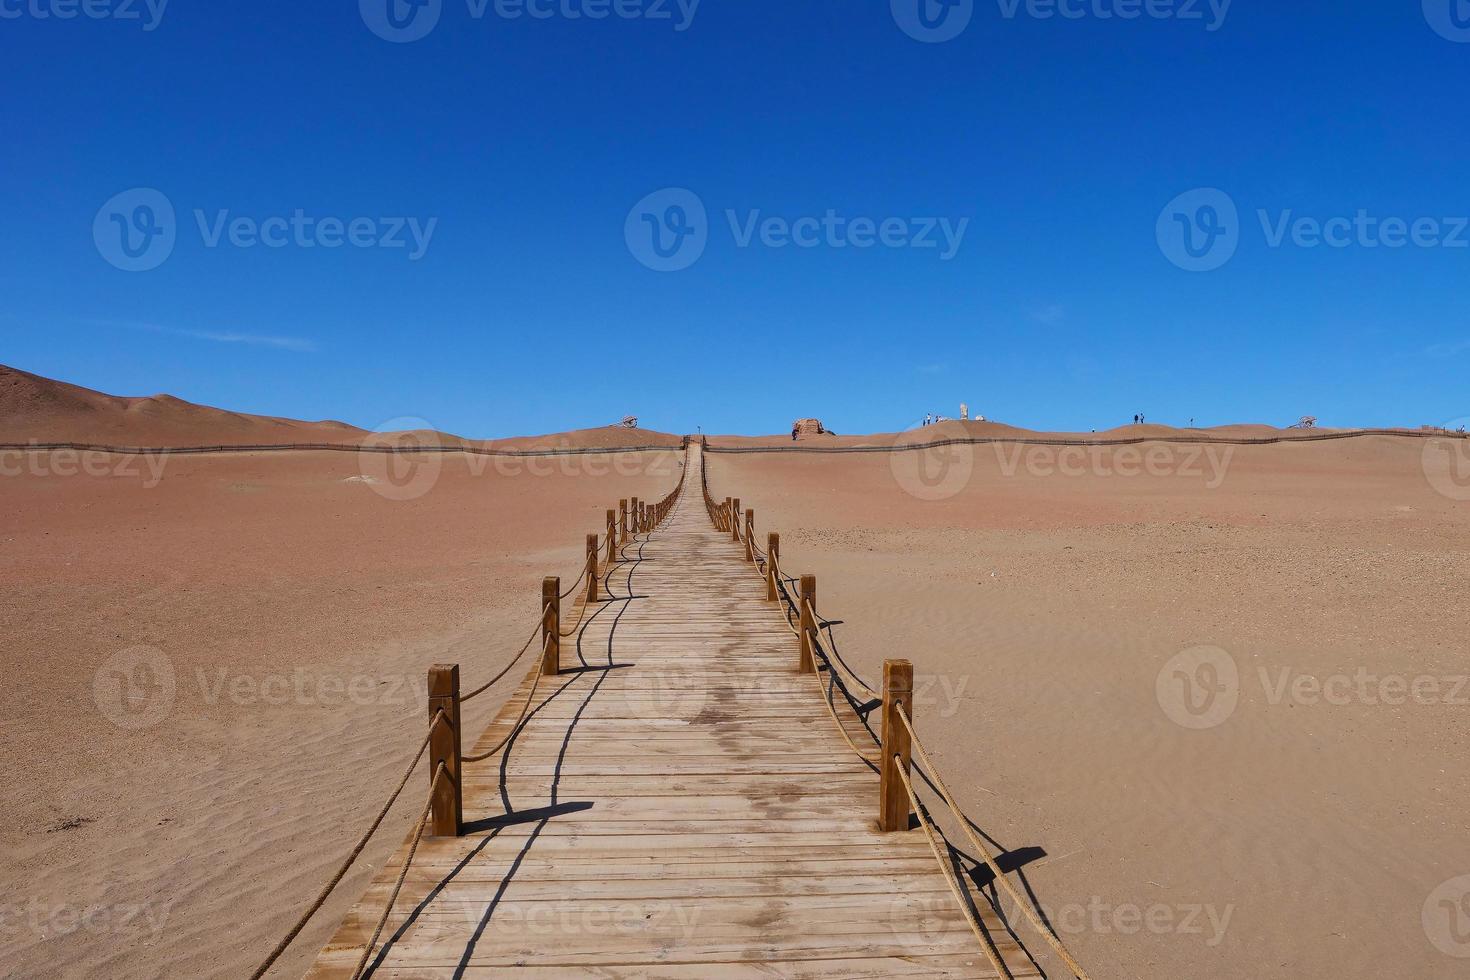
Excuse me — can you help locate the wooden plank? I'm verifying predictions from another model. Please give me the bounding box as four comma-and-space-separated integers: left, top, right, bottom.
305, 445, 1039, 979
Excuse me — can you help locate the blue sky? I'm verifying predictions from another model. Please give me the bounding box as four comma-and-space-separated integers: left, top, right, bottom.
3, 0, 1467, 436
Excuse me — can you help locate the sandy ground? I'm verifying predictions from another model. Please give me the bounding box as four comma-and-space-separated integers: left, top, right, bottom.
0, 446, 682, 979
704, 435, 1470, 979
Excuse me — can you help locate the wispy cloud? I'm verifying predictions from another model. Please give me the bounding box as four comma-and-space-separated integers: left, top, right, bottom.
83, 317, 318, 353
1425, 338, 1470, 359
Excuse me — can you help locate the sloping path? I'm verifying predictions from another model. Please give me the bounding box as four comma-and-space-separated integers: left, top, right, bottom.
307, 444, 1038, 978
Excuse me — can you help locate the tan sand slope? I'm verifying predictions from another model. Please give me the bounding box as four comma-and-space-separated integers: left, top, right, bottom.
0, 364, 683, 451
0, 445, 684, 980
706, 436, 1470, 980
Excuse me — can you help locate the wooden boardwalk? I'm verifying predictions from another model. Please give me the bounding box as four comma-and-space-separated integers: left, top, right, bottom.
307, 444, 1039, 979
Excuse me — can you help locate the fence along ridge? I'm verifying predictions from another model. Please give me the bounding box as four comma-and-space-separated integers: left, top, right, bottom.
706, 426, 1466, 454
0, 440, 686, 458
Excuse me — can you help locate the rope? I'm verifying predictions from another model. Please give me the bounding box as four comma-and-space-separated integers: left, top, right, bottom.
462, 635, 552, 763
558, 596, 591, 637
895, 759, 1015, 980
899, 711, 1092, 980
349, 761, 446, 979
557, 560, 590, 600
247, 710, 443, 980
461, 611, 546, 703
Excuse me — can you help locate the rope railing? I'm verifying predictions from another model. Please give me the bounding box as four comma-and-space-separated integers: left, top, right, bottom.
248, 710, 445, 979
701, 446, 1093, 980
249, 453, 688, 976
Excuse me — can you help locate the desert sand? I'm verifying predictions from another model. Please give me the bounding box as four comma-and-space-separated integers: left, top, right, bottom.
704, 432, 1470, 979
5, 365, 1468, 979
0, 369, 684, 979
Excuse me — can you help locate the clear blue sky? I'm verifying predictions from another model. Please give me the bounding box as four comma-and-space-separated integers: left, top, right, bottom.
3, 1, 1467, 436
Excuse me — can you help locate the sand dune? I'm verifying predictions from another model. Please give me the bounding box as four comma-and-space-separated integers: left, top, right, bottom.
706, 435, 1470, 980
0, 364, 683, 452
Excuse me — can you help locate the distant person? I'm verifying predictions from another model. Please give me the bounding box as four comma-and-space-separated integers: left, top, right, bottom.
924, 413, 932, 426
1133, 414, 1140, 425
791, 423, 799, 442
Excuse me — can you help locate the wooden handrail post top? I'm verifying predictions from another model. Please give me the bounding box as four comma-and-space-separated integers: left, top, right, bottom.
586, 533, 600, 603
541, 577, 561, 676
798, 574, 817, 674
426, 663, 462, 837
879, 659, 915, 832
766, 532, 780, 601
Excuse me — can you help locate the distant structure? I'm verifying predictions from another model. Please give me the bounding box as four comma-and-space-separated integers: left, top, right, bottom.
792, 418, 827, 436
1293, 416, 1318, 429
620, 416, 638, 429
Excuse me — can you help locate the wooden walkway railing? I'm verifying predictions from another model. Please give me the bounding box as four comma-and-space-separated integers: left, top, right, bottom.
256, 441, 1073, 978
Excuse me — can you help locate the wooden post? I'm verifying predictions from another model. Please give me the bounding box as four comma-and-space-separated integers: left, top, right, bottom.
879, 660, 914, 832
542, 577, 560, 675
605, 509, 617, 563
630, 497, 640, 538
798, 574, 817, 674
744, 510, 755, 562
619, 499, 629, 544
731, 497, 741, 541
723, 497, 731, 532
427, 664, 462, 837
586, 534, 600, 603
766, 533, 780, 601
